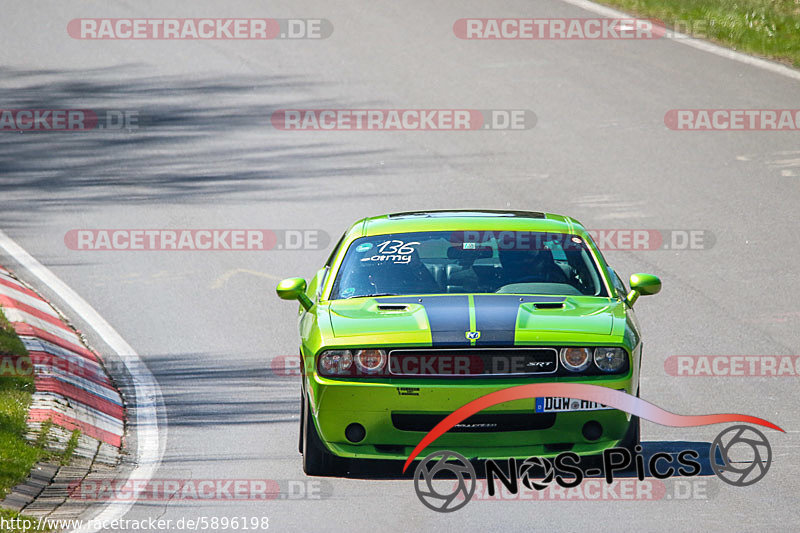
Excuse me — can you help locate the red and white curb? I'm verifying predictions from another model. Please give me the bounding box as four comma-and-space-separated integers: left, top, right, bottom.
0, 266, 124, 447
0, 230, 161, 533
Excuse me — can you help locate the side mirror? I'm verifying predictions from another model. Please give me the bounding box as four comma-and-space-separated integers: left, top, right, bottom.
625, 273, 661, 307
276, 277, 313, 311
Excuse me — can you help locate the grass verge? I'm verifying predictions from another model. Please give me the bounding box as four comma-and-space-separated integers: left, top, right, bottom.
0, 308, 42, 500
0, 307, 58, 532
0, 508, 51, 533
597, 0, 800, 67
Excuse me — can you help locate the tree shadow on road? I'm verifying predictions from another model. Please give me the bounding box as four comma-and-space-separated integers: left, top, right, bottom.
0, 65, 392, 223
125, 352, 298, 431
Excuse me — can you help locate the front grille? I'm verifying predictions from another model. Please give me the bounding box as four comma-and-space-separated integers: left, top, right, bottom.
392, 412, 557, 432
388, 348, 558, 377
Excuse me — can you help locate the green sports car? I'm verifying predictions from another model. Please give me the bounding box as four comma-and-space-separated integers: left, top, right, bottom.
277, 210, 661, 476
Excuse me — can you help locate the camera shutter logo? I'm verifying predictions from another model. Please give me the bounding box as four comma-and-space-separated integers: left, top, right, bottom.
518, 456, 555, 491
414, 451, 476, 512
710, 425, 772, 487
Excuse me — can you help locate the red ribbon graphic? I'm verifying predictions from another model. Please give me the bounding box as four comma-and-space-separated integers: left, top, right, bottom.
402, 383, 783, 472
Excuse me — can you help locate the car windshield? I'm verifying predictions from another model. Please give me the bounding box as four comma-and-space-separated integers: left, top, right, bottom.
329, 230, 608, 299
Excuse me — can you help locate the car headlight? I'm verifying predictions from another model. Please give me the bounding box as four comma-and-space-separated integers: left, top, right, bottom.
318, 350, 353, 376
560, 347, 592, 372
354, 349, 387, 374
594, 347, 627, 373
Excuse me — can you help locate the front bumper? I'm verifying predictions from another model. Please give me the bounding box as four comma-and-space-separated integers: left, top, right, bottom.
307, 373, 635, 460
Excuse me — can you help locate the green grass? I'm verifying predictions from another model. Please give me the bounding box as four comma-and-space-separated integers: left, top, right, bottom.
0, 307, 57, 532
61, 429, 81, 466
597, 0, 800, 66
33, 420, 53, 450
0, 508, 51, 533
0, 308, 44, 501
0, 311, 26, 359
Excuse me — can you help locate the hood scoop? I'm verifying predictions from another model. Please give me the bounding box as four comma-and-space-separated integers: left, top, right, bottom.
376, 303, 410, 312
533, 302, 564, 310
329, 298, 428, 338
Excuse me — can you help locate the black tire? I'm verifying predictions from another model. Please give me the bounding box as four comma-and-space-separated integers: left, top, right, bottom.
618, 415, 640, 453
302, 395, 347, 476
619, 386, 641, 453
298, 391, 304, 454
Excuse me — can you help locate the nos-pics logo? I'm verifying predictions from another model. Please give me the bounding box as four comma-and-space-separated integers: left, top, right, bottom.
413, 424, 773, 512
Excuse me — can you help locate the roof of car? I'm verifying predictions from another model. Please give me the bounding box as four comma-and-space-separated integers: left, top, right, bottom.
352, 210, 587, 237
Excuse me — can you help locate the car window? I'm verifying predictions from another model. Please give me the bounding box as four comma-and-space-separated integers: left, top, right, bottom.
329, 230, 608, 299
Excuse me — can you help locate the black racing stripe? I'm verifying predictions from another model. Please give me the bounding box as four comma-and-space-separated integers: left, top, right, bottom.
473, 295, 566, 346
381, 295, 470, 346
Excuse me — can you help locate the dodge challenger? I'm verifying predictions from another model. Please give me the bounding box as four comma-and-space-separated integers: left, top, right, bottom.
276, 210, 661, 476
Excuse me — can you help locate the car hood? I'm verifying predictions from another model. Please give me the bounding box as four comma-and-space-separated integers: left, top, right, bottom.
328, 294, 623, 345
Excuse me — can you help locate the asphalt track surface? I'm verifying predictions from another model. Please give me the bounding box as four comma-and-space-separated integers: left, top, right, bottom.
1, 0, 799, 531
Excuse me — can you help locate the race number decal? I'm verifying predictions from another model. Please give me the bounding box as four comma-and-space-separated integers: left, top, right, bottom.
360, 240, 420, 264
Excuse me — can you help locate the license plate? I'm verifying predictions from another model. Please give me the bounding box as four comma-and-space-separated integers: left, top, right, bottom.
535, 397, 612, 413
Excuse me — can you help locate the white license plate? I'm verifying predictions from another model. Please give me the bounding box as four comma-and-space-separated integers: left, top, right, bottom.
535, 397, 612, 413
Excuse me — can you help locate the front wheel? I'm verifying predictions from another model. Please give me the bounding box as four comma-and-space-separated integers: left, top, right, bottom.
298, 391, 304, 454
302, 395, 347, 476
619, 387, 641, 453
618, 415, 640, 453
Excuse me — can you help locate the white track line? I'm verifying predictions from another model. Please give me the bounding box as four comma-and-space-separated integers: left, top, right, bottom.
0, 230, 163, 533
560, 0, 800, 82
